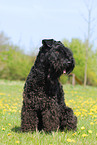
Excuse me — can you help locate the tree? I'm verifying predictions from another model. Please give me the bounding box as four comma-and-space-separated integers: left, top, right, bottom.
82, 0, 96, 86
0, 32, 35, 80
0, 32, 10, 46
62, 38, 97, 86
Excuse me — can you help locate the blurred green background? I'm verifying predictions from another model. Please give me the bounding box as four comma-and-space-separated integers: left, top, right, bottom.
0, 32, 97, 86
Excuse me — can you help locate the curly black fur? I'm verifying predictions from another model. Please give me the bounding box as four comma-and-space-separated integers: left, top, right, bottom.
21, 39, 77, 132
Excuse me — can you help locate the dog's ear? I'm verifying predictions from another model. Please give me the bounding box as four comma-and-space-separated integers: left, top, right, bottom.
42, 39, 55, 48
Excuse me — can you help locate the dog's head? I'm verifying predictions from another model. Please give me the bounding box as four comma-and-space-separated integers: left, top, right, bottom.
37, 39, 75, 79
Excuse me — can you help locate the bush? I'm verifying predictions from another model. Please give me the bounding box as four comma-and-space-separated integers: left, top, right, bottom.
0, 44, 35, 80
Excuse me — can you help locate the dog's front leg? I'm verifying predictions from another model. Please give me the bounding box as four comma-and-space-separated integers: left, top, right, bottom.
57, 82, 77, 131
42, 101, 60, 132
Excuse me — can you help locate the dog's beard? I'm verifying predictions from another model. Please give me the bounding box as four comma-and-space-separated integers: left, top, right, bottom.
63, 59, 75, 75
47, 60, 75, 79
49, 67, 73, 79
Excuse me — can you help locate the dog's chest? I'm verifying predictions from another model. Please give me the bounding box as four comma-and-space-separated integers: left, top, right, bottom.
45, 79, 60, 97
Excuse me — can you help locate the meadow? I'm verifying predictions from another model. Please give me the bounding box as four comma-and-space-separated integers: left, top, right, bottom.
0, 80, 97, 145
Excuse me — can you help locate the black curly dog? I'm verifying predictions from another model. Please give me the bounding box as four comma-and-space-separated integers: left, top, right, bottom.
21, 39, 77, 132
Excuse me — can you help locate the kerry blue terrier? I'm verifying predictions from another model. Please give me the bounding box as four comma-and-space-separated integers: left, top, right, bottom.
21, 39, 77, 132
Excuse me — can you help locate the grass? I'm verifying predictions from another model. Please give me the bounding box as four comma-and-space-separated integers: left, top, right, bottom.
0, 79, 97, 145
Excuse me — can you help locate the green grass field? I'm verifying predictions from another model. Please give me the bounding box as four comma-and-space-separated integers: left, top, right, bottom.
0, 80, 97, 145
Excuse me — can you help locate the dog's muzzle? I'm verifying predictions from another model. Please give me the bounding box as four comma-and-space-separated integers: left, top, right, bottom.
63, 59, 75, 75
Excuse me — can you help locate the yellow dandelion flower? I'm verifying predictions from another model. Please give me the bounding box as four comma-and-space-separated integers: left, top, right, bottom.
15, 141, 20, 144
81, 126, 85, 130
67, 139, 76, 143
8, 123, 11, 126
88, 130, 92, 134
0, 93, 5, 95
74, 111, 81, 116
2, 127, 5, 131
88, 112, 93, 115
71, 139, 76, 143
7, 133, 11, 136
67, 139, 72, 142
96, 133, 97, 136
90, 122, 94, 125
3, 109, 6, 112
72, 132, 76, 136
82, 134, 88, 137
